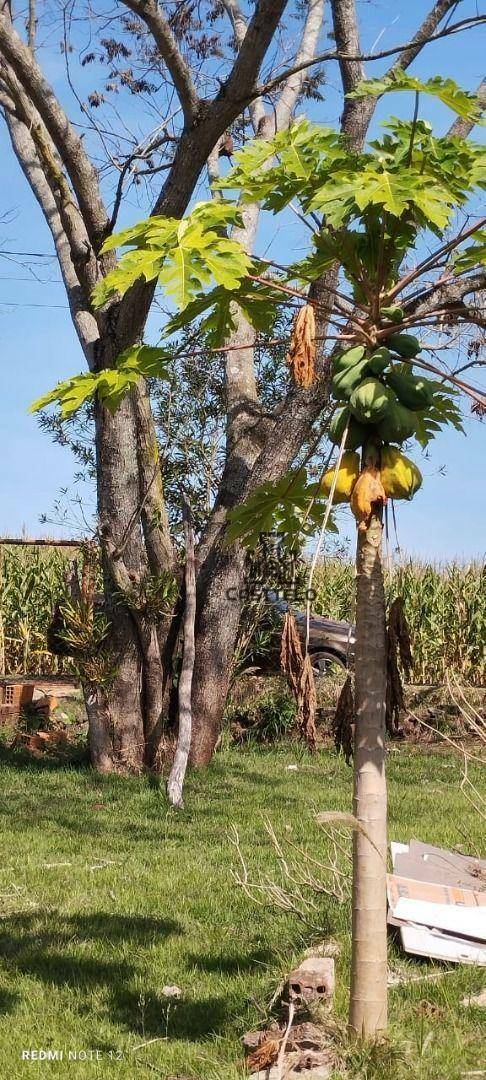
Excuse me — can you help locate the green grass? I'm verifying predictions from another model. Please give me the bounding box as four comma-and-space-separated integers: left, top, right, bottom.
0, 745, 484, 1079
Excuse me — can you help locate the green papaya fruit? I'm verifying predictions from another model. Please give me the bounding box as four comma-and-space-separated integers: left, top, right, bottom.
329, 406, 369, 450
386, 366, 434, 411
376, 400, 417, 443
380, 305, 404, 324
331, 358, 369, 400
387, 333, 421, 358
367, 347, 391, 375
349, 377, 396, 424
332, 345, 366, 375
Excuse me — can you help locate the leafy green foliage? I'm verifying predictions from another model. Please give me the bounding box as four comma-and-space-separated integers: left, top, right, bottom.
93, 200, 252, 310
165, 274, 283, 346
214, 119, 349, 211
30, 346, 171, 417
413, 382, 464, 447
224, 468, 337, 551
452, 229, 486, 273
347, 72, 484, 123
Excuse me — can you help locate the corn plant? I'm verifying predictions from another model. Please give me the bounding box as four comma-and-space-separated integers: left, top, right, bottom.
311, 558, 485, 685
0, 545, 75, 675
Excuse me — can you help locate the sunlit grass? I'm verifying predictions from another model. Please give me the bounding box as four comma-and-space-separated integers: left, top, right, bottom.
0, 744, 483, 1078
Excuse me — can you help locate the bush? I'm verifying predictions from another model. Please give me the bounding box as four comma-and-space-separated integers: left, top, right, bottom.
225, 683, 296, 744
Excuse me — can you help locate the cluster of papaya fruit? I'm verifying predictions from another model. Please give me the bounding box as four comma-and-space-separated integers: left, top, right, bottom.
322, 333, 429, 508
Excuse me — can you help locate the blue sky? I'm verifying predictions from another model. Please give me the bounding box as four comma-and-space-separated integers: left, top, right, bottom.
0, 0, 484, 559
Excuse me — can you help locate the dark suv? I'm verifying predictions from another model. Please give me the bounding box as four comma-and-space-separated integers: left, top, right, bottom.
245, 596, 355, 676
293, 609, 355, 674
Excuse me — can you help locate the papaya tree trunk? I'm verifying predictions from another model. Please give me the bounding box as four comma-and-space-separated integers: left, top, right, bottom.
349, 509, 388, 1037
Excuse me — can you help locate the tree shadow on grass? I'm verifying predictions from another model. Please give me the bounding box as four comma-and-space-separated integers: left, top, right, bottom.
113, 986, 231, 1039
0, 910, 182, 954
185, 946, 274, 976
0, 744, 89, 773
0, 909, 238, 1039
0, 910, 182, 993
0, 988, 19, 1015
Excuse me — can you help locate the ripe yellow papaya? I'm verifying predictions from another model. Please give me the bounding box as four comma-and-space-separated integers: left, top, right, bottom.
380, 446, 423, 500
320, 450, 360, 504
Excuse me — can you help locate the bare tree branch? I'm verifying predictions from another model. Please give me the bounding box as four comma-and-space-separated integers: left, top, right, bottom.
27, 0, 36, 50
221, 0, 289, 113
222, 0, 267, 131
121, 0, 200, 124
404, 271, 486, 329
253, 12, 485, 105
115, 0, 289, 348
0, 11, 108, 248
275, 0, 325, 127
329, 0, 365, 147
0, 83, 98, 362
331, 0, 461, 148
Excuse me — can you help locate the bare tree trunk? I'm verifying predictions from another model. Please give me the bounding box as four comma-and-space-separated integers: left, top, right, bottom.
93, 392, 147, 772
167, 500, 196, 804
84, 684, 116, 773
190, 541, 246, 765
349, 510, 388, 1037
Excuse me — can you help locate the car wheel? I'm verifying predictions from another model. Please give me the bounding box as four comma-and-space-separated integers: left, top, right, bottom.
311, 655, 346, 677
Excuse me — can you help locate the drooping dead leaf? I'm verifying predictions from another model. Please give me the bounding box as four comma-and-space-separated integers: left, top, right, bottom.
287, 304, 317, 388
297, 653, 318, 750
386, 596, 413, 734
332, 674, 354, 762
280, 611, 305, 699
280, 614, 317, 749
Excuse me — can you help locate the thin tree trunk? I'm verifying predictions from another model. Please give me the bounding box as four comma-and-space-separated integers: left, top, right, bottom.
167, 500, 196, 805
349, 510, 388, 1037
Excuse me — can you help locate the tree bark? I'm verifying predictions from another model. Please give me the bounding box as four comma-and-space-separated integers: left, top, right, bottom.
349, 510, 388, 1037
167, 500, 196, 804
94, 393, 147, 771
190, 542, 246, 765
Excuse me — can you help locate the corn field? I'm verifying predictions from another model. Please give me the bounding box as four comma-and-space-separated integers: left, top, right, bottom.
312, 558, 485, 686
0, 544, 484, 684
0, 544, 74, 676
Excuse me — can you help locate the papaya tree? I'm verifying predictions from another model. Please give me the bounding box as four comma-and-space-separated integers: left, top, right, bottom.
33, 74, 485, 1031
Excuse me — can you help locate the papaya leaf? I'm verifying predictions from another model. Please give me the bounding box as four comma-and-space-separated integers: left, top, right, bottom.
413, 383, 464, 447
30, 346, 171, 418
166, 279, 281, 347
224, 469, 337, 551
348, 72, 484, 123
452, 229, 486, 273
93, 200, 250, 311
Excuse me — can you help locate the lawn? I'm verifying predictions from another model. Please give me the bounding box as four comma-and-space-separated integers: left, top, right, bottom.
0, 743, 484, 1079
